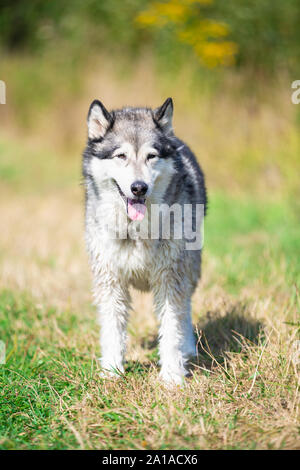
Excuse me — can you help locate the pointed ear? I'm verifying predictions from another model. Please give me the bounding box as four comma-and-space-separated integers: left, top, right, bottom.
154, 97, 173, 133
87, 100, 113, 140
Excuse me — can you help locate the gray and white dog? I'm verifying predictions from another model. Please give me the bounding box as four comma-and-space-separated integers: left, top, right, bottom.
83, 98, 207, 385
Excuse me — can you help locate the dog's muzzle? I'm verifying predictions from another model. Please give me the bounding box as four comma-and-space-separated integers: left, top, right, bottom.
114, 181, 147, 221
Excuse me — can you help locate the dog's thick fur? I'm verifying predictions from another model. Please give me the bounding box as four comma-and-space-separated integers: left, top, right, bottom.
83, 98, 207, 385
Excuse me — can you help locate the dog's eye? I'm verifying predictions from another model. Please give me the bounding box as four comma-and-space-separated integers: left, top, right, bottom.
147, 154, 157, 161
115, 154, 127, 160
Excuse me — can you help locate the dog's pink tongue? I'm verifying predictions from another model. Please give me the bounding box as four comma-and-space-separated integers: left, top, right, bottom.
127, 199, 146, 221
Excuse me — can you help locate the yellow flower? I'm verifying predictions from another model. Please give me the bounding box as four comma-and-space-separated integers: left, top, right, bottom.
194, 41, 238, 67
136, 0, 238, 68
155, 2, 187, 23
136, 13, 160, 26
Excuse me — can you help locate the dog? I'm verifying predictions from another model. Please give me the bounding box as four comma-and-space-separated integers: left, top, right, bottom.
82, 98, 207, 385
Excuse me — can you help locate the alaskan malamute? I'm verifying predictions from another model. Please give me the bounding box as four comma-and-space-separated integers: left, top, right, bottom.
83, 98, 207, 385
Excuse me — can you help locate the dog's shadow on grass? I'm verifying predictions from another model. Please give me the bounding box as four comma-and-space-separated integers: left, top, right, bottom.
192, 302, 264, 370
131, 301, 264, 375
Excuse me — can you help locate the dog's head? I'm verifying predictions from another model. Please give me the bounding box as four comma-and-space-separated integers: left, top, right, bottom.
85, 98, 178, 221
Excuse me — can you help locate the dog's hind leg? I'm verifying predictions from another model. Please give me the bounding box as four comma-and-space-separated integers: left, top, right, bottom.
180, 302, 197, 359
153, 270, 192, 386
93, 276, 130, 377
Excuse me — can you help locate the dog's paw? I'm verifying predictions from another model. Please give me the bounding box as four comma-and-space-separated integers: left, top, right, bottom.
159, 369, 185, 388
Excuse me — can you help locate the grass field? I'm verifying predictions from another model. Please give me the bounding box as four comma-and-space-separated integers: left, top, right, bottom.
1, 0, 300, 451
0, 132, 299, 450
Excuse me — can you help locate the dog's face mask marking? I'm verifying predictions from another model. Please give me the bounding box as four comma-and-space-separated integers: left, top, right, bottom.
87, 98, 176, 221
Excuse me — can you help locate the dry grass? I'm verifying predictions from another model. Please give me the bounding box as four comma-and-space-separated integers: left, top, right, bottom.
0, 183, 299, 449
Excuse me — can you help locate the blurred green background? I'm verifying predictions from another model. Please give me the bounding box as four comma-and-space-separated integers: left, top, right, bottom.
0, 0, 299, 271
1, 0, 300, 198
1, 0, 300, 286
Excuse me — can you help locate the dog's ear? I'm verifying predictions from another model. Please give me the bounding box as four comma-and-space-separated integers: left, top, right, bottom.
87, 100, 113, 140
154, 97, 173, 133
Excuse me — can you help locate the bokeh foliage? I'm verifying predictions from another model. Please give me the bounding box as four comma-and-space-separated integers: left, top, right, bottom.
1, 0, 300, 73
136, 0, 237, 68
1, 0, 300, 198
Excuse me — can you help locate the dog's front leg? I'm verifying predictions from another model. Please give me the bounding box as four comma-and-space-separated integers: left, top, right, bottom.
153, 271, 191, 386
93, 276, 130, 377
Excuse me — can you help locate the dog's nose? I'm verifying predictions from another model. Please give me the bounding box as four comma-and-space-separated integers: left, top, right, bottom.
131, 181, 148, 197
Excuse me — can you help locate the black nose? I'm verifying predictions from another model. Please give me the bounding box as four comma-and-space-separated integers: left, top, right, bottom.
131, 181, 148, 197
